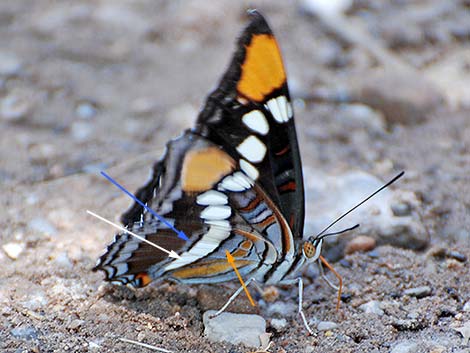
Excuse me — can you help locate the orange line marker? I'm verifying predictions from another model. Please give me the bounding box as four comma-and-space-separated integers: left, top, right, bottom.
225, 250, 255, 307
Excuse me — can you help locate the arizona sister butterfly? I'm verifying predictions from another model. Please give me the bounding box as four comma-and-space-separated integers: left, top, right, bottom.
94, 10, 402, 334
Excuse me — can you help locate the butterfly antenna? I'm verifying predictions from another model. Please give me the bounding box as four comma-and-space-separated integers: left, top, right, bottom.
315, 171, 405, 239
318, 223, 360, 240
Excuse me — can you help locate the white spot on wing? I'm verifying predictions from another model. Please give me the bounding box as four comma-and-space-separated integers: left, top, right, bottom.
219, 171, 254, 192
267, 96, 291, 123
196, 190, 228, 206
200, 205, 231, 220
277, 95, 288, 122
242, 110, 269, 135
236, 135, 267, 163
240, 159, 259, 180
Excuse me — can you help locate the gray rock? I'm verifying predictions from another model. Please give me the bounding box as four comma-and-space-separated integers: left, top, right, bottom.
390, 340, 419, 353
337, 103, 386, 134
303, 170, 428, 257
403, 286, 432, 298
28, 218, 58, 237
270, 318, 287, 331
266, 301, 296, 317
463, 301, 470, 312
203, 311, 266, 347
359, 300, 384, 316
10, 326, 39, 340
317, 321, 338, 331
354, 69, 444, 125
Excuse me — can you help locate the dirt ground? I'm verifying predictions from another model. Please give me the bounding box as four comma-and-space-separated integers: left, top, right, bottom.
1, 1, 469, 352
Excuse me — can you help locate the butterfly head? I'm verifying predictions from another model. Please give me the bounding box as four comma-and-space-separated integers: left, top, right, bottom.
302, 236, 324, 263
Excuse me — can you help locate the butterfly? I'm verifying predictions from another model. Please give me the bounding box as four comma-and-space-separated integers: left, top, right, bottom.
94, 10, 342, 334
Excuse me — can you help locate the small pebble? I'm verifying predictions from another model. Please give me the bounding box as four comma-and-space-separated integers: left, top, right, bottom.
70, 121, 93, 142
203, 311, 266, 347
0, 94, 32, 122
270, 318, 287, 331
2, 242, 25, 259
391, 202, 412, 216
10, 326, 39, 340
463, 301, 470, 312
367, 249, 380, 258
403, 286, 432, 298
68, 319, 85, 330
266, 301, 296, 317
54, 252, 73, 269
317, 321, 338, 331
88, 341, 101, 350
454, 321, 470, 345
447, 251, 467, 262
390, 340, 419, 353
28, 218, 58, 237
75, 101, 98, 119
359, 300, 384, 316
345, 235, 376, 255
21, 292, 48, 310
392, 319, 426, 331
28, 143, 58, 164
0, 52, 22, 76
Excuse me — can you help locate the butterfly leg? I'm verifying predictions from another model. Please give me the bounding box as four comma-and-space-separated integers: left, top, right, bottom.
318, 257, 339, 290
297, 277, 314, 335
210, 277, 257, 318
319, 255, 343, 310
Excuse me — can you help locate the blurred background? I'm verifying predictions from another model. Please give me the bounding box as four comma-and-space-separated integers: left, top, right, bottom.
1, 0, 469, 352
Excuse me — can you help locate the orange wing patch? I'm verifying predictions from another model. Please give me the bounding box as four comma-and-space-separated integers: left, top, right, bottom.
231, 240, 253, 258
171, 259, 252, 279
237, 34, 286, 102
135, 272, 152, 286
181, 147, 235, 192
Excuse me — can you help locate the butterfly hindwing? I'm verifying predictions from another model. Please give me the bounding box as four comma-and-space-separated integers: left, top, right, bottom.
95, 131, 296, 286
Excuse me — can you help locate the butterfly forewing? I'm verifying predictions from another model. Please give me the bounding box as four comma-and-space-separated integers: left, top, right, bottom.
195, 11, 305, 238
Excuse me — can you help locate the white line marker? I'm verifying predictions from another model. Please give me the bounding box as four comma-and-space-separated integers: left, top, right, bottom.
119, 338, 174, 352
87, 210, 181, 259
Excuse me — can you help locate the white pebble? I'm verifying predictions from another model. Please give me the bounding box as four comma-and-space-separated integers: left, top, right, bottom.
270, 318, 287, 331
2, 242, 25, 259
359, 300, 384, 316
317, 321, 338, 331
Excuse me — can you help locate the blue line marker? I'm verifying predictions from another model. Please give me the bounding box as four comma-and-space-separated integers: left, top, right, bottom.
100, 171, 189, 241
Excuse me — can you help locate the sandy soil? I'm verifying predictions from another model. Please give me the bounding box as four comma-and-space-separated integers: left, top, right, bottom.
1, 1, 469, 352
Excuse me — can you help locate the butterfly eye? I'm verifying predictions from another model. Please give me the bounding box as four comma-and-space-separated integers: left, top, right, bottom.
303, 242, 317, 259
